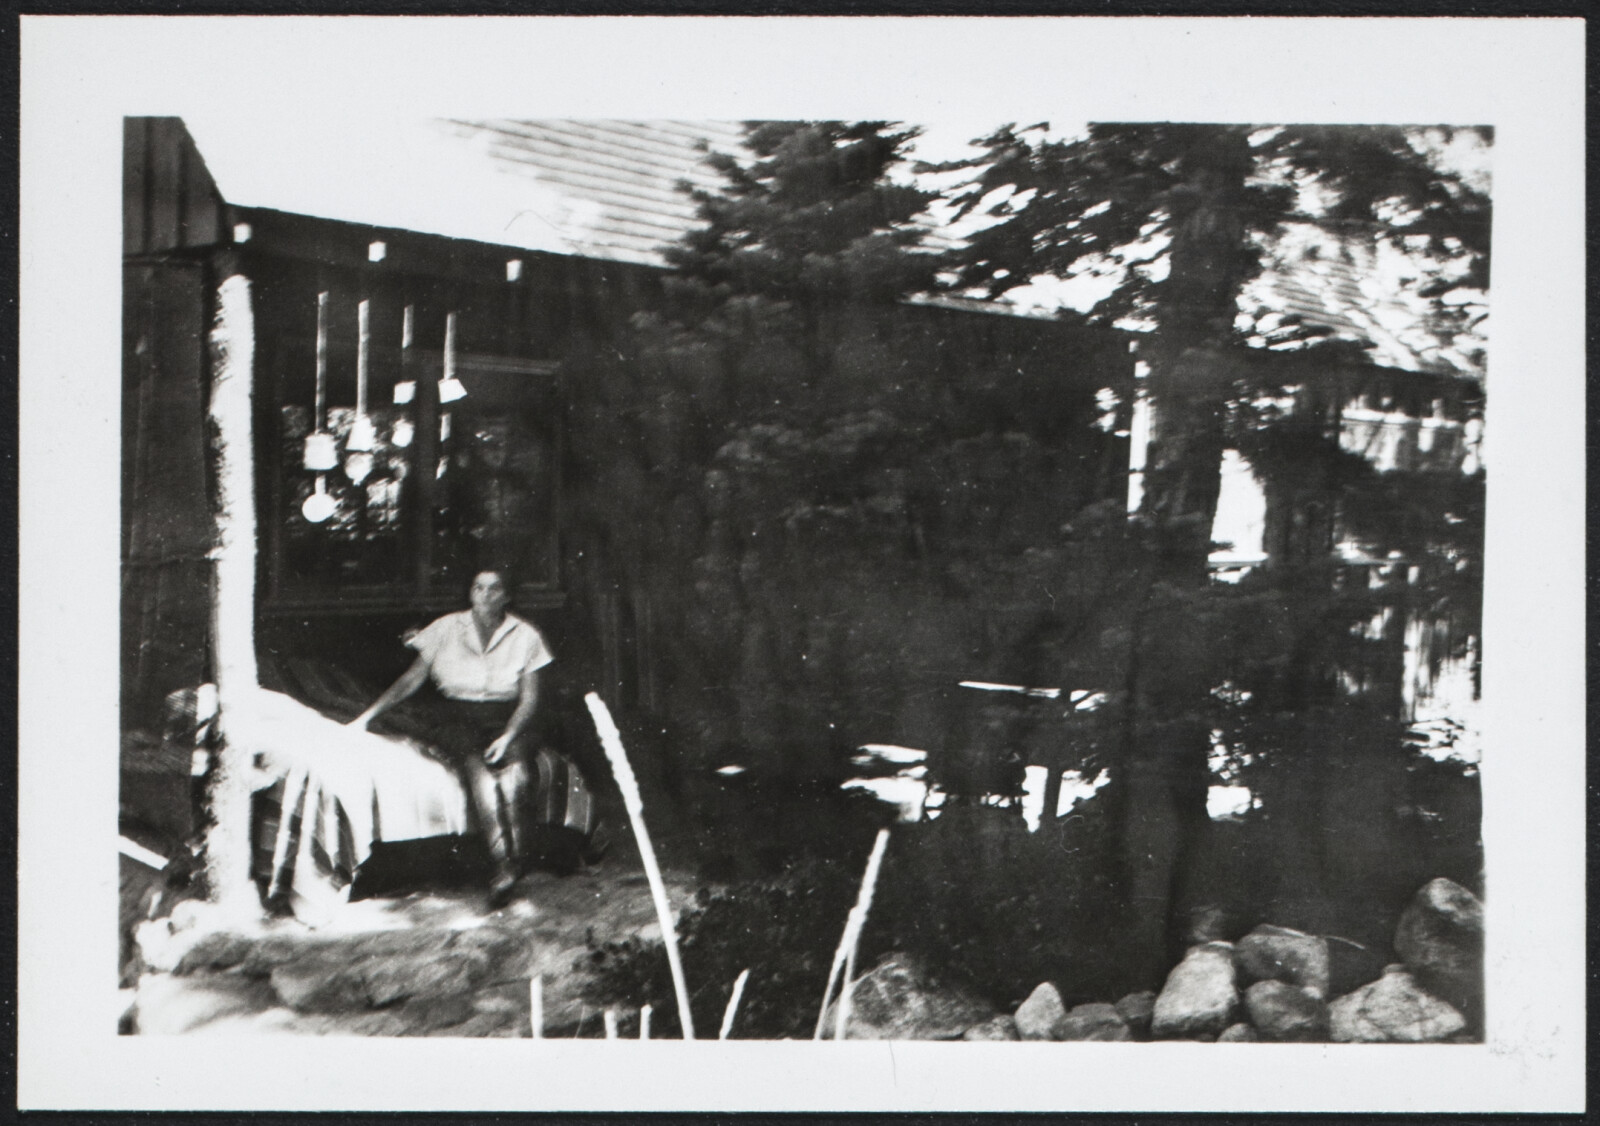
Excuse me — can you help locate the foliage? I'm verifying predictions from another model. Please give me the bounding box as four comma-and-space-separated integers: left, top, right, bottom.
866, 800, 1130, 1007
581, 856, 860, 1040
935, 123, 1490, 342
567, 120, 1490, 1001
662, 123, 936, 311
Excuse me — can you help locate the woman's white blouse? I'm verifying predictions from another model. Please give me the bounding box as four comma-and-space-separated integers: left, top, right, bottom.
407, 610, 553, 701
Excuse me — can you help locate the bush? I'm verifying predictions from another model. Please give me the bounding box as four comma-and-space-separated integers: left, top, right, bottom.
582, 855, 859, 1039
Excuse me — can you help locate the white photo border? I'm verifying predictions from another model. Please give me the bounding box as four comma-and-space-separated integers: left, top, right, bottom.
18, 14, 1586, 1112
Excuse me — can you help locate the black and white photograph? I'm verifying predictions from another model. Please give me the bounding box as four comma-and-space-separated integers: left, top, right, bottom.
18, 15, 1585, 1114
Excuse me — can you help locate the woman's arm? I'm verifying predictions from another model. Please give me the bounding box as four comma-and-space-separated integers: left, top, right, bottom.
484, 668, 540, 765
351, 654, 431, 729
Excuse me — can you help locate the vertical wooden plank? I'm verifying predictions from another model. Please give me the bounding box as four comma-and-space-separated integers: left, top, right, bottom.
146, 118, 182, 252
176, 135, 192, 249
123, 118, 148, 255
181, 129, 223, 249
411, 313, 439, 594
122, 264, 149, 559
127, 261, 211, 560
258, 338, 288, 608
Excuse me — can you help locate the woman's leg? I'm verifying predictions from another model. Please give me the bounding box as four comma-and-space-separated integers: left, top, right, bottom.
458, 753, 527, 871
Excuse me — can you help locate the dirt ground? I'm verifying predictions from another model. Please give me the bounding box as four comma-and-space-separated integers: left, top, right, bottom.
127, 854, 701, 1037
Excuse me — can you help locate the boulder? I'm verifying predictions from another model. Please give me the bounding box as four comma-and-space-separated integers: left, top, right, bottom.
1325, 934, 1388, 999
269, 960, 370, 1013
270, 949, 491, 1013
1394, 878, 1483, 1024
1244, 979, 1330, 1042
1013, 982, 1068, 1040
1328, 966, 1467, 1042
1217, 1022, 1258, 1042
820, 957, 994, 1040
1058, 1002, 1132, 1041
399, 992, 476, 1032
1184, 904, 1230, 944
361, 950, 492, 1007
963, 1015, 1021, 1041
133, 971, 276, 1035
1113, 990, 1157, 1039
1151, 942, 1239, 1040
1234, 924, 1331, 998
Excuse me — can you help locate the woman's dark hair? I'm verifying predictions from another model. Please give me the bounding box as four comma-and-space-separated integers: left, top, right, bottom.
470, 565, 519, 591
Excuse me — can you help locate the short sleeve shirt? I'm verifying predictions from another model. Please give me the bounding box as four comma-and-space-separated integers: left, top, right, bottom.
408, 610, 553, 702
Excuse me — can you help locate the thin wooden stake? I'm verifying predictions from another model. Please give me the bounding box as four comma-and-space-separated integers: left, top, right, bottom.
835, 927, 863, 1042
719, 968, 751, 1040
639, 1003, 652, 1040
314, 291, 329, 429
529, 973, 543, 1039
814, 828, 890, 1040
585, 693, 696, 1039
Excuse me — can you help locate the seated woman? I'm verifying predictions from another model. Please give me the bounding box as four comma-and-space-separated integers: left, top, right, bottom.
352, 569, 551, 908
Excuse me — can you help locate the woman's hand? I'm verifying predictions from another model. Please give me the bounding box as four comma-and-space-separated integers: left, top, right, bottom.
484, 733, 515, 766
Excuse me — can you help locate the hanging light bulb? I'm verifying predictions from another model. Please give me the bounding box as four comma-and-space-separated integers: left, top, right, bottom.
303, 291, 338, 472
439, 311, 468, 404
302, 474, 336, 523
344, 451, 374, 485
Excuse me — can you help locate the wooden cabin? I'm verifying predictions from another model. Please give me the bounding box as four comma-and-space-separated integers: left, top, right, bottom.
121, 118, 1139, 850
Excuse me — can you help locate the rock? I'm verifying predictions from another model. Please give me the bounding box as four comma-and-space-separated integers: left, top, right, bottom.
963, 1015, 1021, 1041
1328, 966, 1467, 1042
1113, 990, 1157, 1039
1394, 878, 1483, 1024
1151, 942, 1239, 1040
1184, 904, 1230, 944
820, 957, 995, 1040
269, 960, 371, 1013
1325, 934, 1388, 998
1244, 979, 1330, 1042
361, 950, 492, 1007
1217, 1022, 1258, 1042
133, 971, 276, 1034
398, 992, 475, 1032
1013, 982, 1068, 1040
1234, 924, 1331, 999
175, 931, 256, 975
1058, 1002, 1132, 1041
270, 948, 491, 1013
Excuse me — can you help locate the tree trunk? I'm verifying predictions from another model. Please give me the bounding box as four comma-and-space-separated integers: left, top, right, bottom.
1115, 130, 1253, 984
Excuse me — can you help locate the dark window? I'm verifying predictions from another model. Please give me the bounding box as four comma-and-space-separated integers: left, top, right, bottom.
267, 332, 562, 612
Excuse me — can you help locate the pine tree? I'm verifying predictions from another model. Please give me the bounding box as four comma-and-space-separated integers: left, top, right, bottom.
935, 123, 1491, 979
651, 120, 939, 423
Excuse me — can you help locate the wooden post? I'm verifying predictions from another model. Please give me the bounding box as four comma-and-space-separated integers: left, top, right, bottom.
408, 306, 438, 592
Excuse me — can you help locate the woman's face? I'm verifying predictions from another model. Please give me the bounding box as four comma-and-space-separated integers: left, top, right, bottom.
470, 571, 510, 617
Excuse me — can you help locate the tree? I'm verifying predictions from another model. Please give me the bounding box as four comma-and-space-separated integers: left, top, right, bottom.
615, 122, 951, 774
934, 123, 1491, 980
653, 120, 940, 421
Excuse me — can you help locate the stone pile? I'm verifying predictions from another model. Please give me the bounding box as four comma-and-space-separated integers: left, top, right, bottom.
947, 877, 1483, 1045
